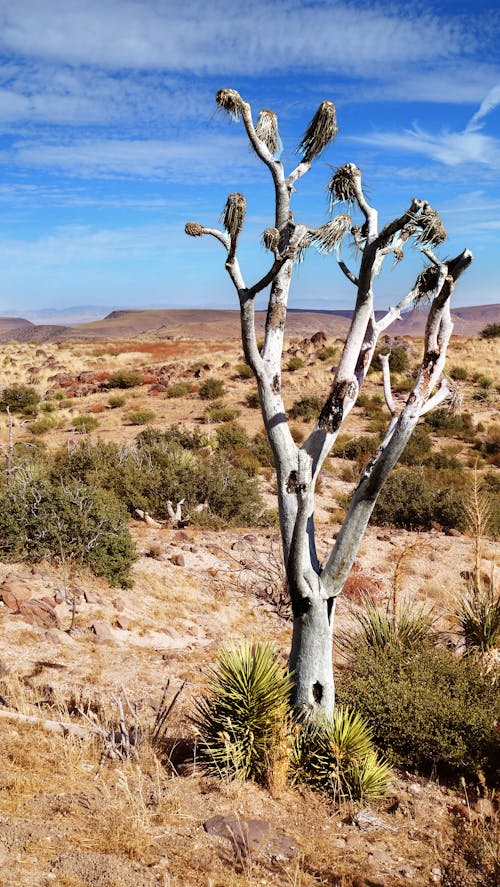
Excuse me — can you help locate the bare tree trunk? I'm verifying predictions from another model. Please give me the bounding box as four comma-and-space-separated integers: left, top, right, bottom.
289, 590, 336, 715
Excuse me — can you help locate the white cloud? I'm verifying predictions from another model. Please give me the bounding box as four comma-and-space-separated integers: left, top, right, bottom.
0, 133, 255, 182
350, 88, 500, 169
0, 1, 469, 75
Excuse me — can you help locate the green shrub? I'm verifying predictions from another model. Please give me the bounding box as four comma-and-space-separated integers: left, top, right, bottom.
245, 392, 260, 409
480, 322, 500, 339
108, 395, 126, 408
204, 402, 239, 423
252, 432, 274, 468
450, 365, 468, 381
40, 401, 57, 413
136, 425, 207, 451
28, 415, 57, 435
0, 477, 136, 587
475, 374, 493, 389
333, 434, 378, 461
126, 410, 155, 425
287, 356, 303, 371
0, 383, 40, 415
318, 345, 337, 363
338, 600, 435, 656
372, 345, 409, 374
425, 409, 475, 439
291, 708, 392, 801
454, 585, 500, 654
199, 377, 226, 400
192, 641, 292, 782
216, 422, 250, 451
72, 415, 99, 433
399, 425, 433, 465
234, 362, 253, 380
289, 395, 324, 421
108, 370, 143, 389
166, 381, 193, 398
337, 642, 499, 783
372, 467, 468, 531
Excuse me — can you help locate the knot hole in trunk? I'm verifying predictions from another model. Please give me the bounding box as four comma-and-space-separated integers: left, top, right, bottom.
312, 682, 323, 703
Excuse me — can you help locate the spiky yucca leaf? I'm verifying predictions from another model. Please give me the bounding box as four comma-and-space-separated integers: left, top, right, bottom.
215, 88, 244, 120
414, 202, 447, 246
298, 100, 338, 162
448, 381, 464, 415
454, 585, 500, 654
221, 192, 246, 240
339, 598, 435, 656
261, 226, 280, 253
185, 221, 205, 237
291, 706, 391, 801
312, 215, 351, 254
192, 640, 292, 781
255, 109, 282, 156
294, 232, 313, 264
328, 163, 358, 208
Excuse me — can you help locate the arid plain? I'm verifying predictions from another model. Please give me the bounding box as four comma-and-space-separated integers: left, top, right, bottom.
0, 307, 498, 887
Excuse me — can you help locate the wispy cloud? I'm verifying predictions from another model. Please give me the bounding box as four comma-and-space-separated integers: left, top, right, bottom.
0, 1, 472, 75
0, 133, 254, 182
351, 87, 500, 169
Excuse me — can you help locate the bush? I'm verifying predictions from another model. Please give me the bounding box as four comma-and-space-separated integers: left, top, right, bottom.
234, 362, 253, 380
199, 377, 225, 400
192, 641, 292, 782
338, 600, 435, 656
337, 641, 499, 783
480, 322, 500, 339
253, 432, 274, 468
399, 425, 433, 465
40, 401, 57, 413
108, 395, 126, 408
289, 395, 324, 421
425, 409, 475, 439
245, 392, 260, 409
204, 403, 239, 423
136, 425, 207, 451
28, 415, 57, 435
166, 381, 193, 398
72, 415, 99, 433
0, 477, 136, 587
454, 585, 500, 654
287, 356, 303, 371
108, 370, 143, 389
333, 434, 378, 461
475, 374, 493, 389
291, 708, 392, 801
372, 345, 409, 374
450, 365, 468, 381
216, 422, 250, 451
126, 410, 155, 425
0, 383, 40, 414
372, 467, 468, 531
318, 345, 337, 363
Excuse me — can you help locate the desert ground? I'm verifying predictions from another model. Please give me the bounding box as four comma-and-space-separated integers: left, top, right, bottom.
0, 310, 498, 887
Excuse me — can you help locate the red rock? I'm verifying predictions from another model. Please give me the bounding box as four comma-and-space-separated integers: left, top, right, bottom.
19, 599, 60, 629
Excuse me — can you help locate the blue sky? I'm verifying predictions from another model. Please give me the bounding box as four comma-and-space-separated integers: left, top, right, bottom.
0, 0, 499, 317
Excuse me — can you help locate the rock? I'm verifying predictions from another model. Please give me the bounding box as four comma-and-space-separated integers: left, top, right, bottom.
408, 783, 422, 796
45, 628, 76, 645
173, 530, 191, 543
19, 599, 60, 629
354, 809, 397, 832
0, 580, 32, 612
170, 553, 185, 567
0, 660, 9, 677
83, 589, 100, 603
112, 598, 126, 612
90, 621, 116, 643
204, 814, 299, 862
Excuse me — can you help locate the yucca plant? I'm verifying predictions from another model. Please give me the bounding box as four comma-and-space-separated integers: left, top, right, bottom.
454, 583, 500, 654
291, 706, 391, 801
192, 641, 292, 782
338, 597, 435, 656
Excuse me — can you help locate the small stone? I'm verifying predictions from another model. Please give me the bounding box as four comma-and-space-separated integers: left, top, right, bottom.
354, 809, 397, 832
90, 621, 116, 643
171, 553, 185, 567
408, 783, 422, 796
112, 598, 125, 612
83, 589, 100, 603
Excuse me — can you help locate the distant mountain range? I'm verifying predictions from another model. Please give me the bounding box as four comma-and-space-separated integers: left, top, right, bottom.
0, 304, 498, 343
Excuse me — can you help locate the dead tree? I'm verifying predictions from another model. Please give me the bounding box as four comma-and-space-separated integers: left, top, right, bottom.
185, 89, 472, 719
